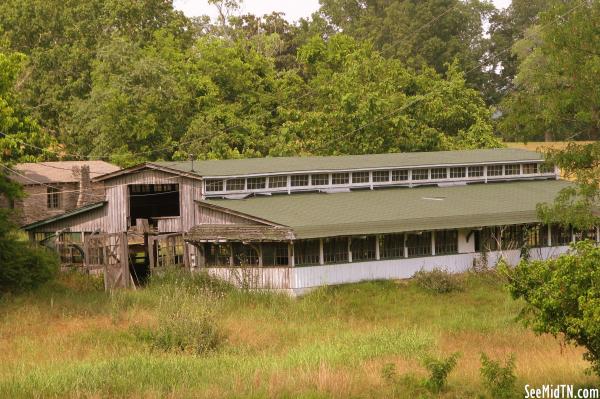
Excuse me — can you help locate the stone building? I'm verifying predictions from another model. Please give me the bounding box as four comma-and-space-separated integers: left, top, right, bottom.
4, 161, 119, 226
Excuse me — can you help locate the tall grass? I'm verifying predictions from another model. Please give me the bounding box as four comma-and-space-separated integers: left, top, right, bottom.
0, 269, 596, 398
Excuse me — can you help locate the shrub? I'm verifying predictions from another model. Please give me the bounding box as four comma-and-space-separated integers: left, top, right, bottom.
135, 282, 223, 355
423, 352, 460, 393
480, 353, 518, 399
412, 268, 463, 294
0, 240, 59, 293
506, 241, 600, 376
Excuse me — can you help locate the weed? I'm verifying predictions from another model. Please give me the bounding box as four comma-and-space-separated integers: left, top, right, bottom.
412, 268, 464, 294
423, 352, 460, 393
480, 353, 518, 399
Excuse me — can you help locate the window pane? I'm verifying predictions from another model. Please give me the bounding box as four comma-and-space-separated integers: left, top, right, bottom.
412, 169, 429, 180
522, 163, 538, 174
350, 236, 376, 262
431, 168, 447, 179
331, 173, 350, 185
372, 171, 390, 182
468, 166, 483, 177
526, 225, 547, 247
294, 240, 320, 266
247, 177, 266, 190
323, 237, 348, 264
504, 164, 520, 175
391, 170, 408, 181
435, 230, 458, 255
450, 167, 466, 178
501, 225, 525, 250
406, 232, 431, 257
487, 165, 503, 176
232, 242, 259, 266
551, 225, 572, 246
291, 174, 309, 187
269, 176, 287, 188
311, 174, 329, 186
226, 178, 245, 191
262, 242, 289, 266
380, 234, 404, 259
47, 187, 60, 209
352, 172, 370, 184
540, 162, 555, 173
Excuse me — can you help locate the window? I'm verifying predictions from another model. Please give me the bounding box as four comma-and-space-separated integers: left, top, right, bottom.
226, 178, 245, 191
331, 173, 349, 185
435, 230, 458, 255
311, 174, 329, 186
262, 242, 289, 266
431, 168, 447, 180
468, 166, 484, 177
204, 243, 231, 267
406, 232, 431, 257
294, 240, 320, 266
380, 234, 404, 259
504, 164, 520, 175
323, 237, 348, 264
247, 177, 266, 190
412, 169, 429, 180
551, 225, 572, 246
291, 174, 309, 187
350, 236, 376, 262
450, 167, 466, 179
501, 225, 525, 250
47, 187, 60, 209
352, 171, 370, 184
574, 227, 597, 242
540, 162, 555, 174
269, 176, 287, 188
481, 228, 500, 251
487, 165, 503, 176
526, 225, 548, 247
391, 170, 409, 181
522, 163, 538, 174
372, 171, 390, 182
232, 242, 259, 266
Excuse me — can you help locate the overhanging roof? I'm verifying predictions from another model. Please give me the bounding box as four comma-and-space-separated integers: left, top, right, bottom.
186, 224, 295, 243
22, 201, 107, 231
154, 148, 543, 178
200, 180, 572, 239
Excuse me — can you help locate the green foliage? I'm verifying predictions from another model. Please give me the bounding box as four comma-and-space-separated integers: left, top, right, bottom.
506, 241, 600, 376
0, 241, 59, 293
422, 352, 460, 393
499, 1, 600, 141
480, 353, 518, 399
412, 268, 464, 294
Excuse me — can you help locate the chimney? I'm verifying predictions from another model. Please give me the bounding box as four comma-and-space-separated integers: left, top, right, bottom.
74, 165, 92, 207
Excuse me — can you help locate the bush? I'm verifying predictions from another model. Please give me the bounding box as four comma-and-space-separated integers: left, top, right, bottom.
0, 240, 59, 293
423, 352, 460, 393
506, 241, 600, 376
135, 278, 224, 355
412, 268, 463, 294
480, 353, 518, 399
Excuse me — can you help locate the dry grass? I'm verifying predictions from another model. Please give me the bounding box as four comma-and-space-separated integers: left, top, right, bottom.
0, 271, 597, 398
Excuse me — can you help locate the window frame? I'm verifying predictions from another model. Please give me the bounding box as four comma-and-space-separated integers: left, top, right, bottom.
411, 169, 429, 181
47, 187, 61, 209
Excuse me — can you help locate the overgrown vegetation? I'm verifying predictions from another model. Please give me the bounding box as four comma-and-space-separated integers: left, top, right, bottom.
412, 268, 464, 294
0, 270, 596, 398
423, 352, 460, 393
506, 241, 600, 376
480, 353, 518, 399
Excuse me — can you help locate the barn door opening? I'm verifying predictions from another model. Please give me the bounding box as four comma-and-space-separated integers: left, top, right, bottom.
128, 184, 180, 228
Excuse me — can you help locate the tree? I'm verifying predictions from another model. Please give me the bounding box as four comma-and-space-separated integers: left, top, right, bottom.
317, 0, 494, 98
499, 1, 600, 141
506, 241, 600, 376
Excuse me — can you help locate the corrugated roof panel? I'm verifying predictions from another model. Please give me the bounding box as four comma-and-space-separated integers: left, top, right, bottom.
202, 180, 571, 239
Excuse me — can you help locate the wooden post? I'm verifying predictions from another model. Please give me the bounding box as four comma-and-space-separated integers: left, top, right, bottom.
431, 232, 436, 256
403, 234, 408, 258
548, 225, 552, 247
375, 235, 380, 260
288, 243, 295, 267
148, 236, 155, 269
348, 237, 352, 263
120, 232, 130, 288
319, 238, 324, 265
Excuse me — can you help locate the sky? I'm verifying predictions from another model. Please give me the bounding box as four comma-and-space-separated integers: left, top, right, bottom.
174, 0, 513, 23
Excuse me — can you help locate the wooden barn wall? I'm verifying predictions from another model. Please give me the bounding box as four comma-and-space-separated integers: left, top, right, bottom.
30, 206, 108, 233
103, 170, 203, 233
196, 206, 260, 225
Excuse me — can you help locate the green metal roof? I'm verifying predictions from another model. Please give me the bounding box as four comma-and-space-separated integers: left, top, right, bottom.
22, 201, 107, 231
155, 148, 543, 178
202, 180, 572, 239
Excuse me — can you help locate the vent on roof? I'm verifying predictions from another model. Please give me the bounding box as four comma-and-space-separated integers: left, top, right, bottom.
422, 196, 445, 201
223, 193, 252, 200
321, 188, 351, 194
437, 182, 467, 187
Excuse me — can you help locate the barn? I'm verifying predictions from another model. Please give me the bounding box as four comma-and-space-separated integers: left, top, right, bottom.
21, 148, 593, 294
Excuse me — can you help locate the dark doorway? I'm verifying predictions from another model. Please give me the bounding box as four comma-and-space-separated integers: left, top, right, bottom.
129, 184, 180, 226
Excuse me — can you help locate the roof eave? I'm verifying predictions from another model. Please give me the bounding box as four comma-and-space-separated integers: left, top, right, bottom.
93, 162, 203, 182
22, 201, 107, 231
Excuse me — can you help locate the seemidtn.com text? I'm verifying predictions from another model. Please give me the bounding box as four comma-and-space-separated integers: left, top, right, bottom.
525, 385, 599, 399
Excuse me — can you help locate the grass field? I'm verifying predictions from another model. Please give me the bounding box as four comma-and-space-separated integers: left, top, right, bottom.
0, 270, 597, 398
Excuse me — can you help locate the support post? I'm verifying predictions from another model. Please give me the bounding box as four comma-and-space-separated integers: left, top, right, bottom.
120, 232, 130, 288
288, 242, 295, 267
348, 237, 352, 263
319, 238, 324, 265
403, 234, 408, 258
431, 232, 436, 256
548, 225, 552, 247
375, 235, 380, 260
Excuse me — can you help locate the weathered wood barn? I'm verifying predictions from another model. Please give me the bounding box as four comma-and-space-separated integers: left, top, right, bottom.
21, 148, 595, 293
